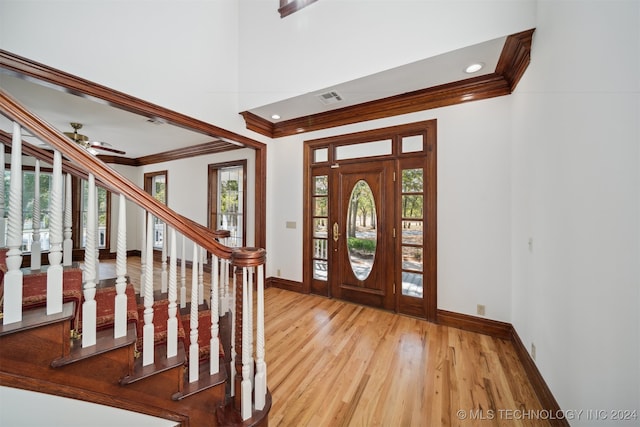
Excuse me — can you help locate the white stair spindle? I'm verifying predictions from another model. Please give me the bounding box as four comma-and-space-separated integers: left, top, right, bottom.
210, 253, 220, 375
198, 245, 204, 305
82, 173, 97, 347
180, 235, 186, 308
30, 159, 41, 270
46, 151, 63, 315
114, 194, 128, 338
167, 227, 178, 358
63, 173, 73, 266
241, 266, 252, 420
254, 263, 267, 410
142, 212, 155, 366
248, 267, 254, 385
3, 123, 24, 325
189, 243, 200, 383
0, 142, 6, 248
229, 267, 236, 397
161, 223, 167, 294
140, 210, 146, 288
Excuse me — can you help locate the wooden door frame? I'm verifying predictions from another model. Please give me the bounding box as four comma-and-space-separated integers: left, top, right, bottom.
303, 119, 437, 321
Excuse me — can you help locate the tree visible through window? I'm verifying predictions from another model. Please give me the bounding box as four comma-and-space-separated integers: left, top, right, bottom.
208, 161, 246, 248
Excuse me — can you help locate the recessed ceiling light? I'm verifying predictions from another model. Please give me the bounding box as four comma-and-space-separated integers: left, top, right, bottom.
271, 114, 281, 120
465, 62, 485, 74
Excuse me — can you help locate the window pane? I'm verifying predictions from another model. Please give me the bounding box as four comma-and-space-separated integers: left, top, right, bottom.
402, 135, 423, 153
335, 139, 392, 160
402, 272, 423, 298
402, 247, 423, 272
313, 238, 328, 260
314, 148, 328, 163
314, 175, 328, 195
313, 196, 327, 216
402, 168, 423, 192
313, 260, 328, 281
402, 195, 423, 219
401, 220, 423, 245
218, 165, 243, 247
313, 218, 328, 238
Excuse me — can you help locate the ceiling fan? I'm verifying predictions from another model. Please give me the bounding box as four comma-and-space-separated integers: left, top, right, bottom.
63, 122, 126, 155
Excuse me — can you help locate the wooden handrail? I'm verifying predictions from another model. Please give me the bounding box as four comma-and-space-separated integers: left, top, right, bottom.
0, 88, 232, 259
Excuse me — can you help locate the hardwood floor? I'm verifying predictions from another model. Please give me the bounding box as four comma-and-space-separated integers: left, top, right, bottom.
264, 288, 550, 427
101, 257, 550, 426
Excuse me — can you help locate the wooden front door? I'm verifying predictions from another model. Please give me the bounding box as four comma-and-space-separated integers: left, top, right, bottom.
330, 160, 395, 310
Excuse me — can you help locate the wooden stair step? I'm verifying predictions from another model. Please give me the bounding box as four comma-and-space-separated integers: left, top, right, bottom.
0, 302, 75, 337
120, 342, 186, 385
51, 323, 137, 368
171, 356, 227, 401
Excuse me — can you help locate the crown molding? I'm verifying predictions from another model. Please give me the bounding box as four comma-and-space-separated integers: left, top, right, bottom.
241, 28, 535, 138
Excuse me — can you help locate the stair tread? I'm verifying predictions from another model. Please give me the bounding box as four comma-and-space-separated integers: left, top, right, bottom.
0, 302, 75, 337
120, 341, 186, 385
172, 357, 227, 401
51, 322, 137, 368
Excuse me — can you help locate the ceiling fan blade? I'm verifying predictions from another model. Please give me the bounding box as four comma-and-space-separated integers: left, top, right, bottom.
93, 145, 126, 155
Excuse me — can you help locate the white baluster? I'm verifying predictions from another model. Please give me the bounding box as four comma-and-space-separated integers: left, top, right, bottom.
46, 151, 63, 315
167, 228, 178, 358
3, 123, 24, 325
30, 159, 41, 270
198, 245, 204, 305
140, 210, 146, 289
229, 267, 236, 397
180, 234, 186, 308
82, 173, 97, 347
63, 173, 73, 266
248, 266, 254, 385
161, 223, 167, 294
114, 194, 128, 339
0, 142, 5, 248
210, 253, 219, 375
241, 266, 252, 420
142, 212, 155, 366
254, 263, 267, 410
189, 243, 199, 383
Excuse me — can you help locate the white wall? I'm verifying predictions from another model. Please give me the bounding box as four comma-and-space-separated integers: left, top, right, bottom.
0, 386, 176, 427
511, 1, 640, 424
0, 0, 243, 131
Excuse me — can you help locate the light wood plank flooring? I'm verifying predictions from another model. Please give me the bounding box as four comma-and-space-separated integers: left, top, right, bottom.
102, 257, 550, 426
264, 288, 550, 427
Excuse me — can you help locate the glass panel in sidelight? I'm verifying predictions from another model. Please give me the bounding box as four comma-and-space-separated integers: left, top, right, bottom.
314, 148, 329, 163
402, 272, 423, 297
402, 247, 423, 272
401, 168, 423, 192
401, 220, 423, 245
313, 260, 328, 281
314, 175, 328, 195
313, 218, 328, 238
401, 195, 423, 219
346, 180, 377, 281
313, 196, 327, 216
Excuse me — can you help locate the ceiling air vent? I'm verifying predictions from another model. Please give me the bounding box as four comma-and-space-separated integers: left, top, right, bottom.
316, 91, 343, 105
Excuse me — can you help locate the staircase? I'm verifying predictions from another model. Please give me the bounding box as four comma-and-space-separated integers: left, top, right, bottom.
0, 88, 270, 426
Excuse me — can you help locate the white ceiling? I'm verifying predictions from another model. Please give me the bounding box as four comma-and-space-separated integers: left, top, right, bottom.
0, 34, 507, 158
245, 35, 506, 122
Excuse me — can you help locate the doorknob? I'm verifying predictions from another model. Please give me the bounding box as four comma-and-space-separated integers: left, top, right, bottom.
332, 222, 340, 242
